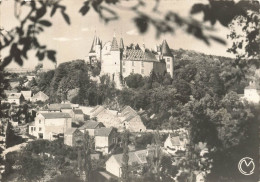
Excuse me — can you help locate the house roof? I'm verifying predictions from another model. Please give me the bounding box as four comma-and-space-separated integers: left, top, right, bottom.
64, 128, 77, 135
8, 93, 22, 99
73, 109, 84, 114
110, 150, 147, 167
119, 38, 124, 50
21, 91, 32, 98
95, 127, 114, 136
40, 112, 71, 119
121, 106, 137, 116
161, 40, 173, 57
79, 121, 103, 130
124, 49, 158, 62
32, 91, 49, 100
91, 105, 105, 117
48, 104, 72, 111
110, 37, 119, 51
89, 36, 101, 53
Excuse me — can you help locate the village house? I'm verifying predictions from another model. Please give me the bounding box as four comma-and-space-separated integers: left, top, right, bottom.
7, 93, 24, 105
243, 80, 260, 104
90, 106, 122, 129
164, 135, 187, 154
106, 149, 148, 177
94, 127, 118, 154
70, 109, 84, 122
48, 103, 73, 113
64, 128, 83, 147
79, 120, 105, 136
119, 106, 146, 132
28, 112, 72, 140
20, 90, 32, 101
31, 91, 49, 102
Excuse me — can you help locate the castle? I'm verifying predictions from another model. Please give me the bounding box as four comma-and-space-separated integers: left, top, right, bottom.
88, 34, 174, 88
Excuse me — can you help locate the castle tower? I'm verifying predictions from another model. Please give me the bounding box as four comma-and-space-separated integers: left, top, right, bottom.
161, 40, 174, 78
88, 36, 102, 64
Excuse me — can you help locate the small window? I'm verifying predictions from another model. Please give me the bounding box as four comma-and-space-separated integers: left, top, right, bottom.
31, 127, 33, 132
132, 61, 134, 66
39, 127, 42, 131
123, 61, 125, 66
141, 69, 144, 74
39, 120, 41, 124
142, 62, 144, 67
167, 58, 170, 62
132, 69, 134, 73
167, 64, 170, 68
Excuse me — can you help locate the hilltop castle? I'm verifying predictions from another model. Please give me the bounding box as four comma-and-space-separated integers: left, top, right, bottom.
88, 34, 174, 88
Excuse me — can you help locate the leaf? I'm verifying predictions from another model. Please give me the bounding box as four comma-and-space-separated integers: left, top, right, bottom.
36, 51, 45, 61
79, 3, 90, 16
36, 6, 47, 19
134, 16, 149, 33
50, 5, 58, 17
190, 3, 205, 14
209, 35, 226, 45
1, 56, 13, 68
38, 20, 52, 27
61, 11, 70, 25
47, 50, 56, 62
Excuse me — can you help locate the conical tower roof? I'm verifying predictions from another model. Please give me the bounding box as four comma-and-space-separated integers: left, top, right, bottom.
89, 36, 97, 53
161, 40, 173, 57
119, 38, 124, 50
111, 36, 119, 51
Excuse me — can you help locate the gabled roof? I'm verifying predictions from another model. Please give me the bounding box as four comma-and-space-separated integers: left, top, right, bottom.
48, 104, 72, 111
79, 121, 104, 130
21, 91, 32, 98
95, 127, 114, 136
110, 37, 119, 51
124, 49, 158, 62
91, 105, 105, 117
8, 93, 22, 99
161, 40, 173, 57
64, 128, 77, 135
121, 106, 137, 116
73, 109, 84, 115
40, 112, 71, 119
110, 150, 147, 167
32, 91, 49, 100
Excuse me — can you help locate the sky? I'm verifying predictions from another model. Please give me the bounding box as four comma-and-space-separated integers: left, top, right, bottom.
1, 0, 236, 69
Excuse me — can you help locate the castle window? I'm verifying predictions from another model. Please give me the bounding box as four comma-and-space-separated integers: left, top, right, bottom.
39, 127, 42, 131
142, 62, 144, 67
167, 58, 170, 62
132, 69, 134, 73
39, 120, 41, 124
132, 61, 134, 66
141, 69, 144, 74
167, 64, 170, 68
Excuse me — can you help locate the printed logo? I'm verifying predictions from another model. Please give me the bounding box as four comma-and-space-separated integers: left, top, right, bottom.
238, 157, 255, 175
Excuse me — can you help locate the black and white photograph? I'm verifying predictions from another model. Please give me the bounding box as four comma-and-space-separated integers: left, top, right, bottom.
0, 0, 259, 181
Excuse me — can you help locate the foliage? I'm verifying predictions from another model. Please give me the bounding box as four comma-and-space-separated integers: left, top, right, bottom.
125, 74, 145, 89
15, 152, 45, 182
50, 171, 82, 182
121, 130, 130, 182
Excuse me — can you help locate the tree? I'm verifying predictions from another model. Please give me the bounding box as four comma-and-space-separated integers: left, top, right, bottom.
121, 130, 129, 182
16, 152, 44, 182
125, 74, 144, 89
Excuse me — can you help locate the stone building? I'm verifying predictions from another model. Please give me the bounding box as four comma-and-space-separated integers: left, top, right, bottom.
88, 34, 174, 88
64, 128, 83, 147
